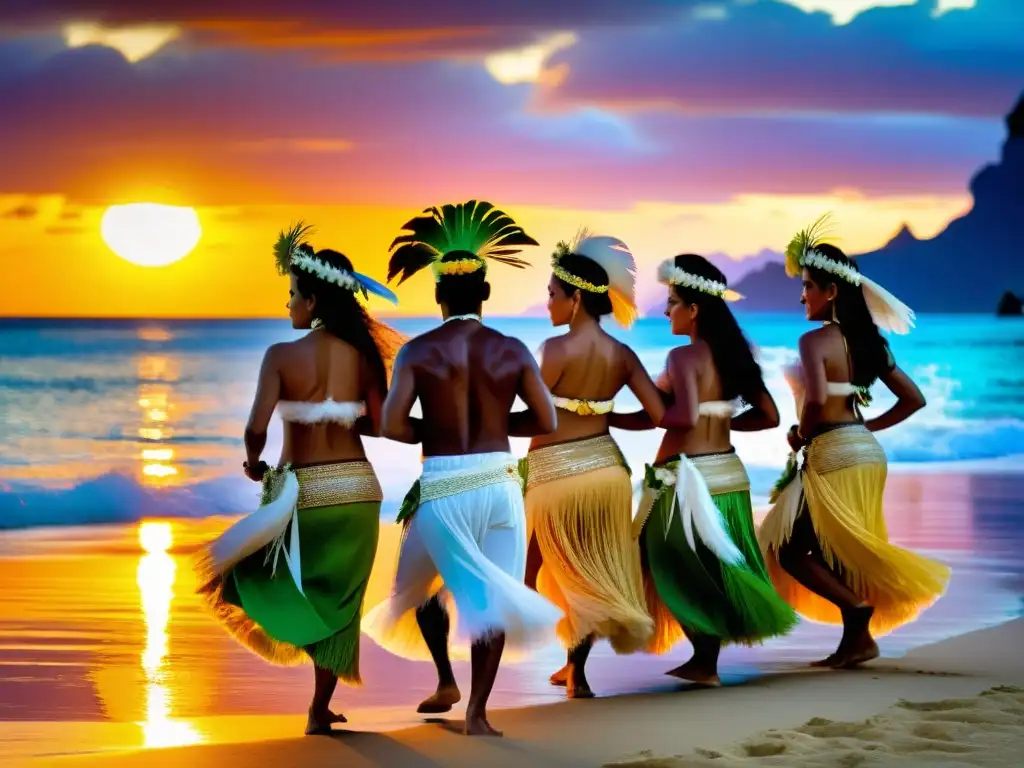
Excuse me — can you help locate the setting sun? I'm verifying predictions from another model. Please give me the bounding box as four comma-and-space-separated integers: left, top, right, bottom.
101, 203, 202, 268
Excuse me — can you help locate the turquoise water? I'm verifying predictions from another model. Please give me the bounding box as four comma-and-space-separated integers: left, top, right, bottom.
1, 314, 1023, 529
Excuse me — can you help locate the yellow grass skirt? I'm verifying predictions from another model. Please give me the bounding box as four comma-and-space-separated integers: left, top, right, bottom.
523, 435, 653, 653
759, 425, 950, 636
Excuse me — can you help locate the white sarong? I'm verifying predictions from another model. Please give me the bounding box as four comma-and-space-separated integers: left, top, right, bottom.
362, 452, 561, 661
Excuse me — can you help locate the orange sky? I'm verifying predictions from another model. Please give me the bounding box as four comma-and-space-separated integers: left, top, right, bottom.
0, 192, 971, 317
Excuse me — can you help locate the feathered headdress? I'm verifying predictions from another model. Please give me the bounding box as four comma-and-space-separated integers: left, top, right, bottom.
785, 214, 915, 334
274, 222, 398, 305
387, 200, 539, 284
552, 228, 638, 327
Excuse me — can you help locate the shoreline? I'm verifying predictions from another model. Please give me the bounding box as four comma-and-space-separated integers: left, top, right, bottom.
16, 618, 1024, 767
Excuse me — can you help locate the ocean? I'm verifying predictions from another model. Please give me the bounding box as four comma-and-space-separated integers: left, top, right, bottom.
2, 314, 1023, 530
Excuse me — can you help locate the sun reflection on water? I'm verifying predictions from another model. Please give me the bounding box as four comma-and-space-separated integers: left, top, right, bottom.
136, 353, 181, 484
136, 521, 202, 748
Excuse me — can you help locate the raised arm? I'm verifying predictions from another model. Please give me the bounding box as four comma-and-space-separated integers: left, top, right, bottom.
732, 388, 781, 432
510, 340, 557, 437
244, 345, 282, 481
659, 346, 700, 431
865, 362, 925, 433
381, 345, 420, 444
509, 339, 560, 437
607, 348, 666, 431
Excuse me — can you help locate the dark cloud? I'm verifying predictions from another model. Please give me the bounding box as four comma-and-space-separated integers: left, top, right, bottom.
0, 5, 1007, 207
1, 203, 38, 219
0, 1, 690, 59
541, 0, 1024, 119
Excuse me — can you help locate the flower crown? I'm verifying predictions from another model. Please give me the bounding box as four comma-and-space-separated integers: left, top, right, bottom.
799, 249, 862, 286
273, 222, 398, 305
657, 259, 744, 301
432, 257, 485, 280
784, 214, 915, 335
551, 254, 609, 293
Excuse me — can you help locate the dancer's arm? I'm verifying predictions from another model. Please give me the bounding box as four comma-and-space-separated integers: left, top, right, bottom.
243, 345, 282, 481
509, 341, 557, 437
381, 346, 421, 444
659, 347, 699, 431
510, 340, 560, 437
608, 350, 667, 431
732, 388, 780, 432
356, 361, 384, 438
865, 363, 926, 432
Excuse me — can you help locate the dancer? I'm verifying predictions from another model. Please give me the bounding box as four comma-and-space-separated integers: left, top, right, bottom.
518, 231, 662, 698
194, 223, 402, 735
362, 201, 562, 737
613, 254, 797, 686
758, 217, 950, 668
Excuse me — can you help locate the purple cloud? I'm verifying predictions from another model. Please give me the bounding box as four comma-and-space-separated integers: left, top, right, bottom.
540, 0, 1024, 119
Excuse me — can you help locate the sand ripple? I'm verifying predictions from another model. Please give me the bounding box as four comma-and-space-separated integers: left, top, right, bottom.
609, 686, 1024, 767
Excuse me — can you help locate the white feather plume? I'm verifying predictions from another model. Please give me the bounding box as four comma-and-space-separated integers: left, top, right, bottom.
860, 275, 916, 335
573, 234, 638, 327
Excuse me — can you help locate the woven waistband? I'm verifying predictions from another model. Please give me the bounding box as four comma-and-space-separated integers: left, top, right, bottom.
419, 461, 522, 503
293, 461, 383, 509
652, 450, 749, 496
525, 434, 626, 490
806, 423, 886, 474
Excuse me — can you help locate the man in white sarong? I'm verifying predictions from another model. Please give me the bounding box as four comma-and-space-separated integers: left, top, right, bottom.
363, 202, 561, 736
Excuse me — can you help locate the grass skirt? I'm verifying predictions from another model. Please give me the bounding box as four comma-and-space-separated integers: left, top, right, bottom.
525, 459, 653, 653
759, 429, 950, 636
201, 500, 380, 683
641, 474, 797, 653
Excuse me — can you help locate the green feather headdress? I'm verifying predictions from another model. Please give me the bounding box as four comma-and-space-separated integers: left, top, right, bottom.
784, 213, 837, 278
387, 200, 539, 284
274, 221, 315, 276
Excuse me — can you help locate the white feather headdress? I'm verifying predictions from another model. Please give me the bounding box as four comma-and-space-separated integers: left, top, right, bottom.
553, 229, 638, 327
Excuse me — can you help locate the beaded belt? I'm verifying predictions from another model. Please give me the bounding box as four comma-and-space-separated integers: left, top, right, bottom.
806, 424, 886, 475
418, 461, 523, 503
524, 434, 627, 491
293, 461, 383, 509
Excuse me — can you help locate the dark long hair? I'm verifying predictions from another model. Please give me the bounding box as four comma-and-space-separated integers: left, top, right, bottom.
803, 244, 892, 388
435, 250, 490, 315
671, 254, 767, 405
553, 252, 614, 318
292, 245, 404, 393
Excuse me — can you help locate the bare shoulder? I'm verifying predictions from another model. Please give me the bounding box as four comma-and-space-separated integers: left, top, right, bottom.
539, 334, 570, 362
799, 325, 831, 352
667, 342, 700, 366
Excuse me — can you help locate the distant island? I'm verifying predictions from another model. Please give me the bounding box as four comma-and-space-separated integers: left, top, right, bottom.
997, 291, 1023, 316
733, 88, 1024, 313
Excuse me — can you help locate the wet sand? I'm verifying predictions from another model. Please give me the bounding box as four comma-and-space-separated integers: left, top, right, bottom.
1, 471, 1022, 765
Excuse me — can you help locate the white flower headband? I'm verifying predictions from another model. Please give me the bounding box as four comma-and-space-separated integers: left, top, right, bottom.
290, 251, 361, 292
786, 214, 915, 335
657, 259, 744, 302
274, 222, 398, 305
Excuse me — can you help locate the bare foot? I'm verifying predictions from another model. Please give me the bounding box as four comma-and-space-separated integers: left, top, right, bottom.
549, 664, 569, 687
666, 658, 721, 687
810, 651, 843, 668
836, 636, 880, 669
464, 711, 503, 737
417, 684, 462, 714
305, 708, 347, 735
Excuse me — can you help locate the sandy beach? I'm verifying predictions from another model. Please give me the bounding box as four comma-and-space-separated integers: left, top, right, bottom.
2, 470, 1022, 767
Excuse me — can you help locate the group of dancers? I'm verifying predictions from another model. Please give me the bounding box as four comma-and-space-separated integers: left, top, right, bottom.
193, 202, 952, 737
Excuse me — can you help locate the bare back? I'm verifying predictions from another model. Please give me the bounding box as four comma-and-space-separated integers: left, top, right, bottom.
530, 326, 658, 449
269, 332, 376, 466
396, 321, 538, 457
797, 324, 860, 425
656, 341, 732, 463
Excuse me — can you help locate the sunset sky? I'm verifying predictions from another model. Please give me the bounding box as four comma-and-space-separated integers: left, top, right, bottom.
1, 0, 1021, 317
